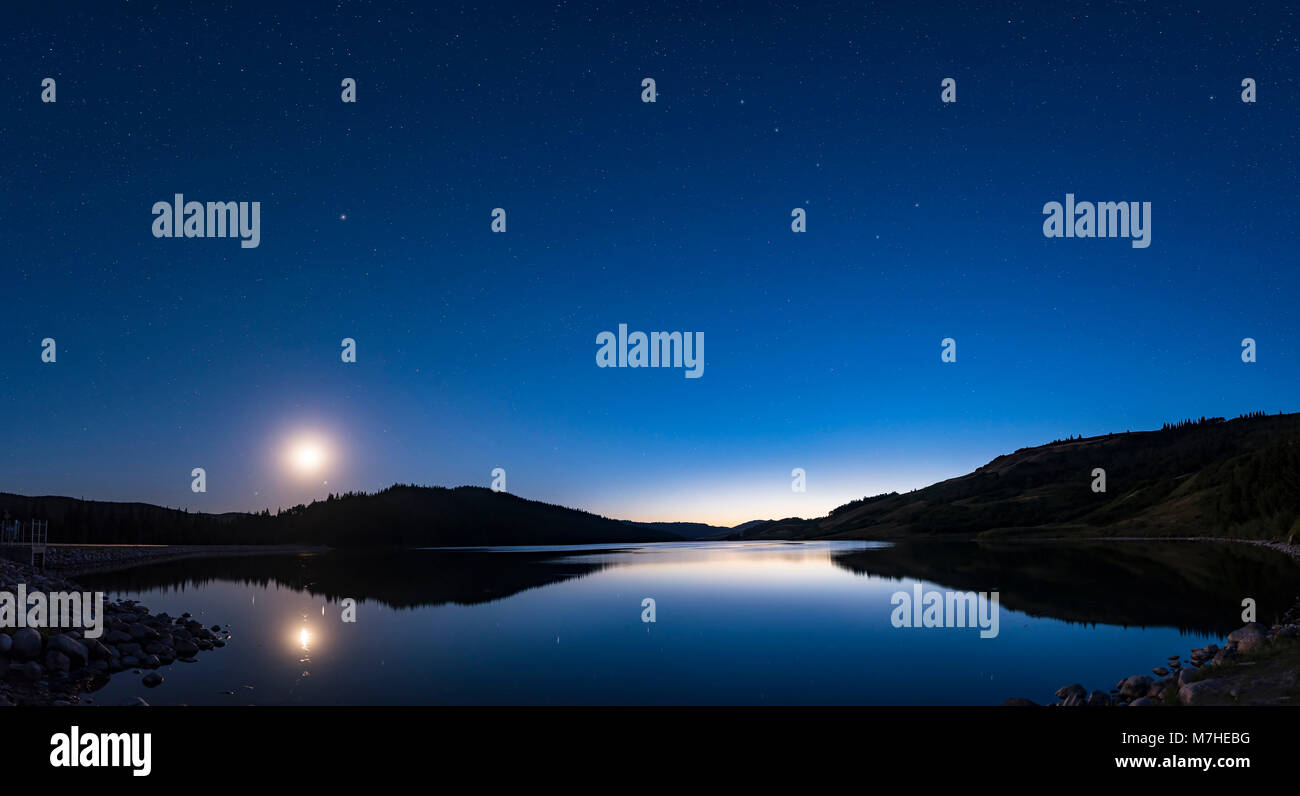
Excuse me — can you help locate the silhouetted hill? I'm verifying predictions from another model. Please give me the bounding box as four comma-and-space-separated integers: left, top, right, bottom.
266, 486, 681, 546
733, 412, 1300, 541
0, 485, 681, 547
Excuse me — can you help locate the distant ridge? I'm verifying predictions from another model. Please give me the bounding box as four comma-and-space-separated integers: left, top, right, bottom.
624, 519, 770, 540
0, 485, 681, 547
732, 412, 1300, 541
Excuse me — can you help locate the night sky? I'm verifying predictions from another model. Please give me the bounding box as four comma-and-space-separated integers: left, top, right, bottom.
1, 2, 1296, 525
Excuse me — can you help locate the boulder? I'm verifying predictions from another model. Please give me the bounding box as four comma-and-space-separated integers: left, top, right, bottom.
1179, 678, 1233, 706
48, 634, 88, 669
11, 628, 42, 659
1117, 675, 1153, 699
128, 623, 159, 643
1055, 683, 1087, 701
1227, 623, 1268, 654
1211, 648, 1236, 666
1149, 677, 1174, 698
105, 630, 132, 645
44, 650, 70, 674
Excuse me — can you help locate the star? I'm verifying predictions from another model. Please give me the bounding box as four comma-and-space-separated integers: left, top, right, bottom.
339, 213, 347, 220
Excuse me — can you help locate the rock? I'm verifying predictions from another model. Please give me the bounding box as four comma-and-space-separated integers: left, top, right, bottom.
85, 640, 111, 660
122, 697, 150, 706
106, 630, 132, 645
141, 672, 163, 688
174, 640, 199, 658
0, 634, 10, 655
140, 655, 160, 669
128, 623, 159, 643
1179, 678, 1233, 706
1055, 683, 1087, 701
1148, 678, 1172, 698
1087, 690, 1111, 706
1227, 623, 1268, 654
1152, 666, 1169, 676
48, 634, 89, 669
1178, 667, 1197, 687
22, 661, 42, 681
11, 628, 42, 659
45, 650, 70, 674
1211, 648, 1236, 666
1117, 675, 1153, 699
1061, 692, 1085, 707
1002, 698, 1039, 707
1129, 697, 1156, 706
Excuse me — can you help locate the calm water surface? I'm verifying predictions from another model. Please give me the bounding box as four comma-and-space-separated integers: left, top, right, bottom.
76, 540, 1300, 705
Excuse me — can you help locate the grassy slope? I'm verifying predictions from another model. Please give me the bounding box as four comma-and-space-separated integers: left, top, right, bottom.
737, 413, 1300, 541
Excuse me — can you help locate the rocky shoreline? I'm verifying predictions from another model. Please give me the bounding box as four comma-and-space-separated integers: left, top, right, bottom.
0, 556, 228, 707
1007, 538, 1300, 707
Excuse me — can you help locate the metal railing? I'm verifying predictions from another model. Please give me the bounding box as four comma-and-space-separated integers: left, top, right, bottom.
1, 519, 48, 547
1, 519, 49, 567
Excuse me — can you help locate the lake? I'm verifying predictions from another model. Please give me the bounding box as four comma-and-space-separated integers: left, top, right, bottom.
75, 539, 1300, 705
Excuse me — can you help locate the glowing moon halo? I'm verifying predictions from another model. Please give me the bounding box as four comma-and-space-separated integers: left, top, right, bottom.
283, 434, 332, 477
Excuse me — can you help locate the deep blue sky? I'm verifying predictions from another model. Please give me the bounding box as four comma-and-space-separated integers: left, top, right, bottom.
1, 1, 1296, 524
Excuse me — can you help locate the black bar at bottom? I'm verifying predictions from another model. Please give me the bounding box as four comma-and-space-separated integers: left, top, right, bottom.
0, 706, 1282, 784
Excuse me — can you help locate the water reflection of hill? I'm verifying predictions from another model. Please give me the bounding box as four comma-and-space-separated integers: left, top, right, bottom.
831, 540, 1300, 635
80, 550, 615, 609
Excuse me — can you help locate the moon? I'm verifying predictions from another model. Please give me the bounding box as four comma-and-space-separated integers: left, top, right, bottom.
284, 435, 332, 477
293, 443, 323, 472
